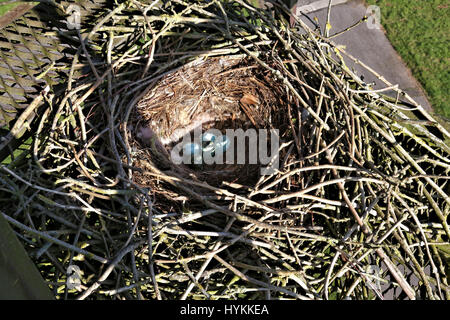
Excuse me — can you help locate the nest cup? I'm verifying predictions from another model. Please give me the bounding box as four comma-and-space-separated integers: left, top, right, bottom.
130, 56, 294, 188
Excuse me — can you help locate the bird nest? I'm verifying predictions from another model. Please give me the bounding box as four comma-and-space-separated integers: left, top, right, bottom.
1, 0, 449, 300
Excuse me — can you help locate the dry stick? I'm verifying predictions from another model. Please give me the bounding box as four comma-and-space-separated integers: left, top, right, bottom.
58, 24, 144, 288
324, 0, 332, 38
231, 261, 306, 277
145, 193, 161, 300
373, 234, 419, 299
375, 215, 409, 245
218, 21, 330, 131
165, 228, 272, 249
213, 255, 312, 300
55, 177, 135, 196
290, 0, 445, 154
150, 173, 348, 244
100, 280, 151, 296
73, 36, 90, 155
350, 101, 450, 207
340, 86, 357, 158
68, 6, 142, 147
333, 246, 385, 300
156, 209, 283, 264
325, 196, 385, 300
1, 211, 108, 264
285, 231, 317, 297
252, 141, 293, 197
12, 190, 39, 219
340, 49, 450, 140
327, 16, 367, 40
320, 140, 416, 299
64, 212, 87, 299
286, 90, 302, 158
123, 196, 144, 249
348, 84, 399, 94
429, 245, 450, 300
180, 215, 236, 300
332, 246, 369, 292
34, 201, 103, 238
155, 209, 219, 238
377, 100, 450, 155
417, 181, 450, 240
117, 179, 161, 299
130, 0, 159, 80
390, 225, 436, 299
90, 150, 143, 172
34, 84, 100, 172
313, 84, 327, 160
285, 194, 344, 207
76, 240, 144, 300
144, 170, 278, 215
143, 170, 328, 235
391, 191, 442, 299
73, 4, 127, 155
181, 261, 211, 299
0, 165, 69, 197
281, 130, 345, 168
367, 108, 450, 163
323, 250, 340, 300
181, 186, 313, 298
0, 86, 49, 153
250, 163, 367, 197
263, 176, 386, 204
69, 144, 97, 184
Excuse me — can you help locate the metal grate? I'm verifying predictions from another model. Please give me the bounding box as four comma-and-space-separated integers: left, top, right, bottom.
0, 0, 108, 128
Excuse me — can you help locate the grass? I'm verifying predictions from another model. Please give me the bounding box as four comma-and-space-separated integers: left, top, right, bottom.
0, 0, 17, 17
365, 0, 450, 118
0, 0, 21, 16
0, 1, 37, 18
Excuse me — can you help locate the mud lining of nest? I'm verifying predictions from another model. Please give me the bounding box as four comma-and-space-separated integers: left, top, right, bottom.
1, 0, 449, 300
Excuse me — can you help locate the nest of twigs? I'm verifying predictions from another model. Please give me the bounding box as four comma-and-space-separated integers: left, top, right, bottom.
1, 0, 449, 300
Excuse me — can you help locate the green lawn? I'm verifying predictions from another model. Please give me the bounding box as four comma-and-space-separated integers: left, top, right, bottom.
366, 0, 449, 118
0, 0, 18, 16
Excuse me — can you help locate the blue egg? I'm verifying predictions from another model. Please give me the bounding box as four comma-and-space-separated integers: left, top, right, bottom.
214, 135, 230, 155
201, 133, 216, 154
